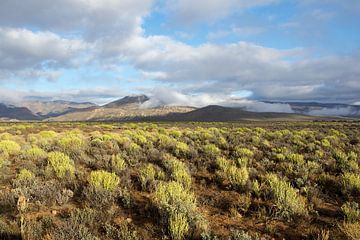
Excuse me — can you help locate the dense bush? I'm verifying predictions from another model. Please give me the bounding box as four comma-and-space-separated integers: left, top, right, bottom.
47, 151, 75, 178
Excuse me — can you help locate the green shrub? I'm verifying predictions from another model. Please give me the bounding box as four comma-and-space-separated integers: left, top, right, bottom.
89, 170, 119, 192
58, 134, 85, 154
235, 147, 254, 158
342, 202, 360, 223
267, 174, 308, 219
0, 140, 21, 156
153, 181, 197, 218
17, 169, 34, 181
47, 151, 75, 178
169, 211, 189, 240
165, 158, 192, 189
288, 153, 305, 165
228, 166, 249, 189
174, 142, 190, 158
203, 144, 221, 158
139, 164, 156, 190
25, 146, 47, 161
111, 154, 127, 172
343, 173, 360, 194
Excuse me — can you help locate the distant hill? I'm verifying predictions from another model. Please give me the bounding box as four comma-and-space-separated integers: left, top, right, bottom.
264, 101, 360, 118
144, 105, 337, 122
0, 95, 358, 122
19, 100, 97, 118
0, 103, 40, 120
104, 95, 149, 108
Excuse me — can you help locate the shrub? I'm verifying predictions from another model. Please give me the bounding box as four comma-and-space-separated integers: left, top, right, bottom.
228, 166, 249, 189
203, 144, 221, 158
153, 181, 197, 218
235, 147, 254, 158
165, 158, 192, 189
288, 153, 305, 165
111, 154, 127, 172
169, 211, 189, 240
24, 146, 47, 161
174, 142, 190, 158
343, 173, 360, 194
47, 152, 75, 178
88, 170, 119, 192
0, 140, 21, 156
17, 169, 34, 181
139, 164, 156, 190
340, 222, 360, 240
342, 202, 360, 223
58, 134, 85, 155
267, 174, 308, 219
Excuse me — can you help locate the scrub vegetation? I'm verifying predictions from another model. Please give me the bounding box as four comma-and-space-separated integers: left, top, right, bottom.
0, 121, 359, 239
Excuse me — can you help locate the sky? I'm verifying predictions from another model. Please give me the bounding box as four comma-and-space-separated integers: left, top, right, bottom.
0, 0, 360, 106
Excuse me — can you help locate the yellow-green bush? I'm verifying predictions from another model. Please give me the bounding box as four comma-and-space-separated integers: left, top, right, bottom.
47, 151, 75, 178
228, 166, 249, 188
342, 202, 360, 223
58, 134, 85, 154
169, 211, 189, 240
153, 181, 196, 218
165, 158, 192, 189
235, 147, 254, 158
288, 153, 305, 165
267, 174, 308, 219
343, 173, 360, 194
0, 140, 21, 156
111, 154, 127, 172
139, 163, 156, 190
174, 142, 190, 158
24, 146, 47, 161
89, 170, 119, 192
17, 169, 35, 181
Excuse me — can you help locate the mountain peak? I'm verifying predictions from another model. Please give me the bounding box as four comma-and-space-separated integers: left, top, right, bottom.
104, 95, 149, 108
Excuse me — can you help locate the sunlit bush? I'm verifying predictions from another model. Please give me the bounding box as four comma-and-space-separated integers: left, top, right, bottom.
165, 157, 192, 189
139, 163, 156, 190
47, 151, 75, 178
343, 173, 360, 194
89, 170, 119, 192
111, 154, 127, 172
0, 140, 21, 156
267, 174, 308, 219
174, 142, 190, 158
169, 211, 189, 240
342, 202, 360, 223
24, 146, 47, 161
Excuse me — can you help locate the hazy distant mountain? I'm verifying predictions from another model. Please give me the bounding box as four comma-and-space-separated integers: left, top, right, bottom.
16, 100, 97, 118
0, 95, 358, 121
104, 95, 149, 108
0, 103, 40, 120
146, 105, 332, 122
264, 101, 360, 117
47, 95, 195, 121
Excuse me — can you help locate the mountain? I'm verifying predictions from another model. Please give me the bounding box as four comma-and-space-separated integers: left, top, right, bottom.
46, 95, 195, 121
0, 103, 40, 120
19, 100, 97, 118
264, 101, 360, 118
104, 95, 149, 108
144, 105, 333, 122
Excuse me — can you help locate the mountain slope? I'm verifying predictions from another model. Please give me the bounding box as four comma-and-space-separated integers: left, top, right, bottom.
144, 105, 349, 122
19, 100, 97, 118
104, 95, 149, 108
0, 103, 40, 120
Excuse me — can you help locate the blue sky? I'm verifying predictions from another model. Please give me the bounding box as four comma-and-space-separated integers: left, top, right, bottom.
0, 0, 359, 105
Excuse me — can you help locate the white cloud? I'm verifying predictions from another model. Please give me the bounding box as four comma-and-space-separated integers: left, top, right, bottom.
142, 88, 293, 113
164, 0, 278, 25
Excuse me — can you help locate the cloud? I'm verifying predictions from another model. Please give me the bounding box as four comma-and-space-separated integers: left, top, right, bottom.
307, 107, 360, 117
0, 87, 124, 105
142, 88, 293, 113
0, 0, 153, 40
0, 27, 87, 80
164, 0, 278, 25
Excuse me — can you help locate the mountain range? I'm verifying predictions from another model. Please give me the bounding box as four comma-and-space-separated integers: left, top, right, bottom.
0, 95, 359, 122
